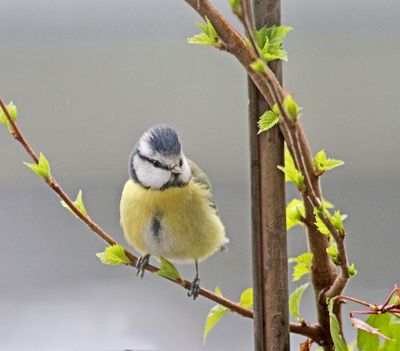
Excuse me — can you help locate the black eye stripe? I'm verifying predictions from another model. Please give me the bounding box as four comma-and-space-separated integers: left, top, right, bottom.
137, 151, 171, 171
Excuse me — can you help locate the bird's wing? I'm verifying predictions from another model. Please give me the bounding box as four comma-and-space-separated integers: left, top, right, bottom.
188, 159, 229, 250
187, 159, 217, 210
188, 159, 212, 190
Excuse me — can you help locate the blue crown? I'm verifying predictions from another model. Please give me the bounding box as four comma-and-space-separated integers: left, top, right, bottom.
147, 125, 181, 156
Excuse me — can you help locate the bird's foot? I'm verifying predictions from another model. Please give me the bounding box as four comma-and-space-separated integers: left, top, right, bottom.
188, 276, 200, 300
136, 254, 150, 279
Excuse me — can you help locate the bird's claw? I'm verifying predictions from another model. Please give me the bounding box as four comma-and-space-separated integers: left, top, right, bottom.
188, 276, 200, 300
136, 254, 150, 279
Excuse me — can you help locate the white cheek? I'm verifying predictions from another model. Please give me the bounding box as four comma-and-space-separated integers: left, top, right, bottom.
179, 155, 191, 184
138, 137, 153, 157
134, 157, 170, 189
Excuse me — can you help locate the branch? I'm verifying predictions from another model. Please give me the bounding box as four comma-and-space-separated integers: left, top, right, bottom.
0, 98, 319, 340
334, 286, 400, 321
238, 0, 260, 58
290, 324, 325, 346
336, 295, 371, 308
325, 234, 349, 298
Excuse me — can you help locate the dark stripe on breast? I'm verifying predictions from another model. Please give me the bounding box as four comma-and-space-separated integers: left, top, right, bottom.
151, 216, 162, 243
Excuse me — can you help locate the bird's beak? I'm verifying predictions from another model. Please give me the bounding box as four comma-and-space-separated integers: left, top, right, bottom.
171, 164, 182, 175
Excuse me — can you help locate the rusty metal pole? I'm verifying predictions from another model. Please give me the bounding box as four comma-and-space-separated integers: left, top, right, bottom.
249, 0, 290, 350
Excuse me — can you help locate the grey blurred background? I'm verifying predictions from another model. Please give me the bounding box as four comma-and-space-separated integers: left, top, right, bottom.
1, 0, 400, 350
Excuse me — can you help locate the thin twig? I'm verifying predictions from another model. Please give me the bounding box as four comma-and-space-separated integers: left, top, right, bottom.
381, 285, 399, 309
335, 287, 400, 323
239, 0, 260, 58
336, 295, 372, 308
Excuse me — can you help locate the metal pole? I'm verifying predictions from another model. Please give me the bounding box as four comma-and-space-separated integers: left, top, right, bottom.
249, 0, 290, 350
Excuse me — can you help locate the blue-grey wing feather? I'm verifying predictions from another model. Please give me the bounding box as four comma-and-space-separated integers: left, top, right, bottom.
188, 159, 228, 250
188, 159, 218, 212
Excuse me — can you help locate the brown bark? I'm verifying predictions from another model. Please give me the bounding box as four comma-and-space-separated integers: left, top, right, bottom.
249, 0, 289, 350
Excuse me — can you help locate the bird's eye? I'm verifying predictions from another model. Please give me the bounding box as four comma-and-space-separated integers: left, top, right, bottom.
179, 159, 183, 166
152, 160, 162, 168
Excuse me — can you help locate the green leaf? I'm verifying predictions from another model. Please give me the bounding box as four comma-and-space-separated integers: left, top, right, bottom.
258, 105, 280, 133
288, 252, 313, 281
289, 282, 309, 323
250, 58, 267, 74
252, 25, 292, 62
272, 103, 280, 115
315, 209, 347, 237
292, 264, 311, 282
328, 299, 349, 351
187, 17, 220, 48
0, 101, 17, 132
323, 159, 344, 170
74, 190, 88, 215
321, 200, 335, 210
277, 148, 304, 189
214, 286, 223, 297
332, 210, 347, 233
187, 33, 213, 46
228, 0, 242, 14
267, 25, 293, 47
283, 95, 301, 121
154, 256, 182, 281
96, 244, 130, 265
203, 304, 229, 343
326, 242, 340, 265
239, 287, 253, 308
314, 150, 345, 175
314, 149, 327, 170
23, 152, 51, 180
347, 263, 357, 277
61, 189, 88, 218
380, 315, 400, 350
288, 252, 313, 265
356, 313, 400, 351
358, 316, 379, 351
314, 212, 331, 237
286, 198, 305, 230
314, 208, 348, 238
351, 316, 391, 341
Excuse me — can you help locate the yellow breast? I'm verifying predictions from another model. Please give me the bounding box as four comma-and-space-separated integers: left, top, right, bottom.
120, 179, 226, 262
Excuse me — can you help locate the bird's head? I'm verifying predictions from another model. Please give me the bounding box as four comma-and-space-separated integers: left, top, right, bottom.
129, 125, 191, 190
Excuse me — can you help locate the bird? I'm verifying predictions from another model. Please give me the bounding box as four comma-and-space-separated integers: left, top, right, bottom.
120, 125, 228, 299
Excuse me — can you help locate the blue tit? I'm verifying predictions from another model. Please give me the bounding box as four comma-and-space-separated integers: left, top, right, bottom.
120, 124, 228, 299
